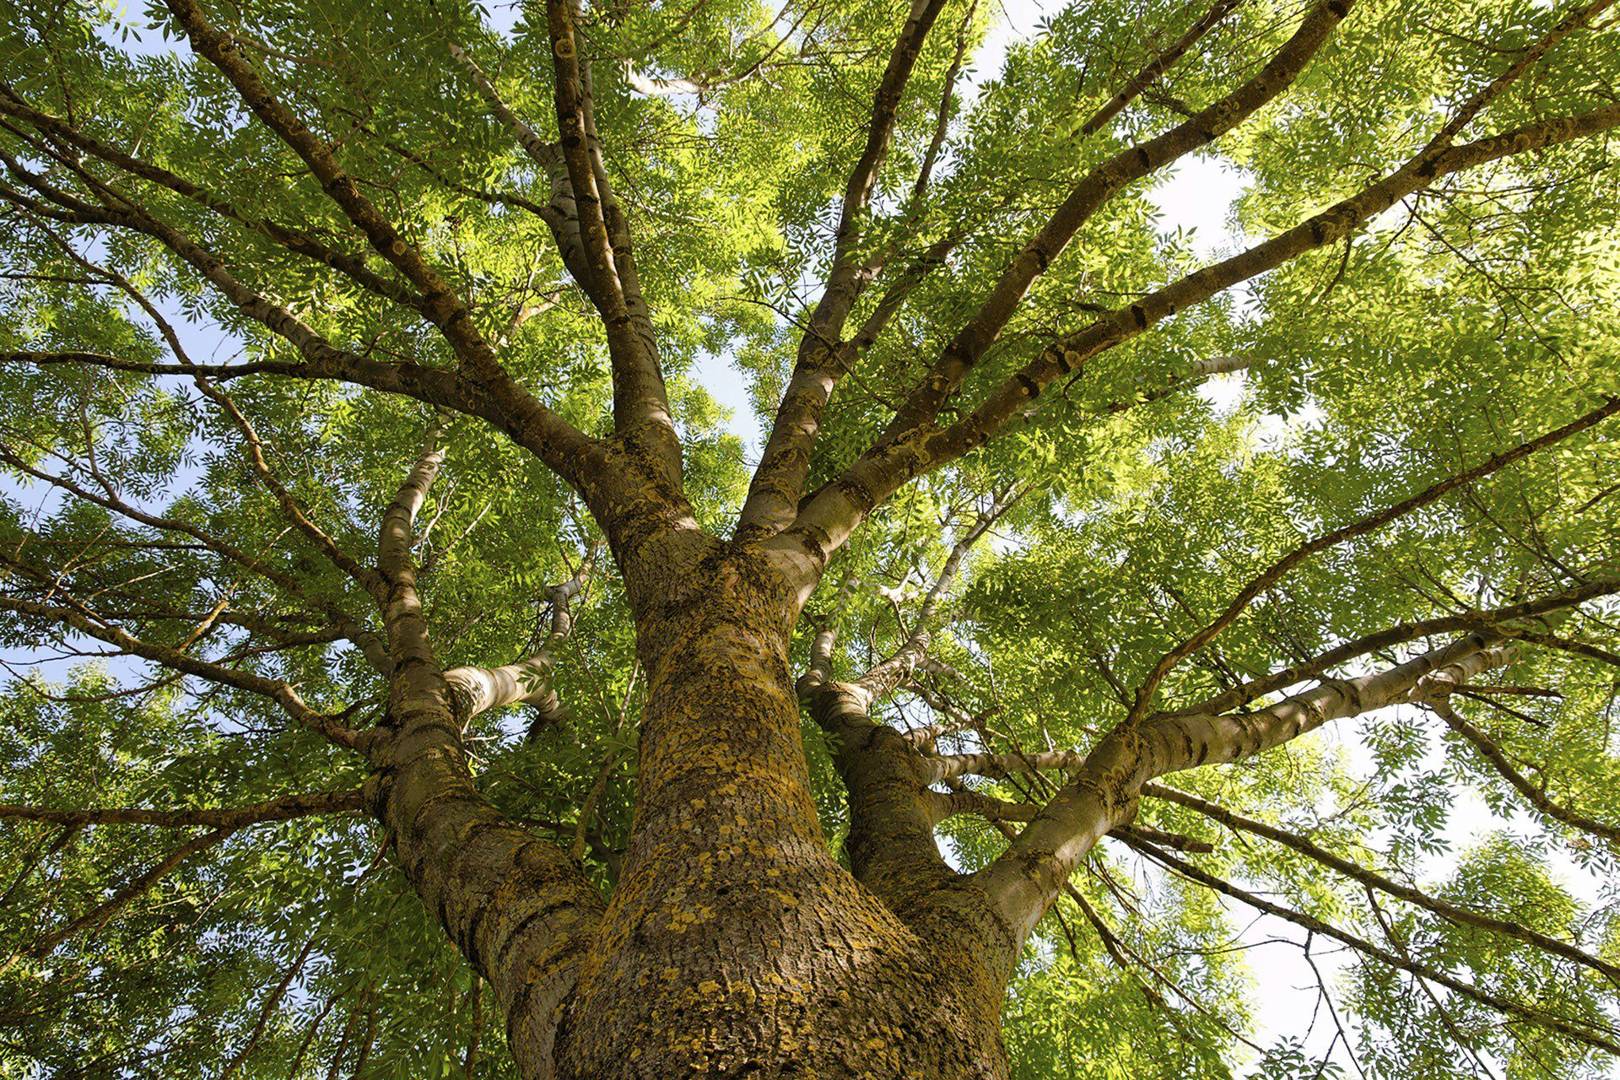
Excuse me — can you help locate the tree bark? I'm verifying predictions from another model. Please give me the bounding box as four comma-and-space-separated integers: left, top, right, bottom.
490, 542, 1015, 1078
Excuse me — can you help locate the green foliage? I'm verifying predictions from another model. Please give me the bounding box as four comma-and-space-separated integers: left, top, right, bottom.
2, 0, 1619, 1074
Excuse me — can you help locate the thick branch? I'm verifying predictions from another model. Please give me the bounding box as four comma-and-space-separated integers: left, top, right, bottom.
735, 0, 953, 537
361, 427, 605, 1075
805, 680, 955, 906
443, 549, 594, 725
774, 101, 1620, 579
938, 102, 1620, 469
446, 44, 593, 287
917, 748, 1085, 783
160, 2, 498, 364
542, 0, 682, 483
0, 174, 598, 483
876, 0, 1353, 447
976, 633, 1510, 941
153, 0, 613, 496
1171, 575, 1620, 718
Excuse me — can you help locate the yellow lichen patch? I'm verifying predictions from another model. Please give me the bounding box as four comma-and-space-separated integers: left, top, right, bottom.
696, 979, 722, 996
666, 901, 716, 931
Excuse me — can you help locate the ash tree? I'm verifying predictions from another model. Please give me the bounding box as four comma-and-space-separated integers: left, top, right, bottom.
2, 0, 1620, 1074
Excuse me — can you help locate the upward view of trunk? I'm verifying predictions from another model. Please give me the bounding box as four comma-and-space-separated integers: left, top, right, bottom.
8, 0, 1620, 1074
507, 539, 1015, 1078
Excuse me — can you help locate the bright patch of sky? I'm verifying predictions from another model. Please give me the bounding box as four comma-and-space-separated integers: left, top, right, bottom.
97, 2, 191, 58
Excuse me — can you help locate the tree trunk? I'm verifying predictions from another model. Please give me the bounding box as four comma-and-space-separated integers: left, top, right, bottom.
513, 542, 1012, 1078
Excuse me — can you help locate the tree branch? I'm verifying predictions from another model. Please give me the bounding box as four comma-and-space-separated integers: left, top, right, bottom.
542, 0, 683, 484
0, 790, 364, 829
1130, 395, 1620, 720
1168, 575, 1620, 718
193, 378, 379, 593
874, 0, 1354, 450
0, 438, 392, 673
1143, 783, 1620, 985
0, 591, 364, 749
1127, 836, 1620, 1055
359, 424, 606, 1077
19, 826, 239, 962
443, 544, 596, 726
0, 82, 424, 310
736, 0, 954, 538
1076, 0, 1245, 139
1427, 698, 1620, 846
772, 94, 1620, 579
975, 632, 1512, 941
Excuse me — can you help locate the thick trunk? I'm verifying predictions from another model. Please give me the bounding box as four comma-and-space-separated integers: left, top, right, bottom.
505, 543, 1011, 1077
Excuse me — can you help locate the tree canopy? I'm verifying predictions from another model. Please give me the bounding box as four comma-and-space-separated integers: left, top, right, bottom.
1, 0, 1618, 1075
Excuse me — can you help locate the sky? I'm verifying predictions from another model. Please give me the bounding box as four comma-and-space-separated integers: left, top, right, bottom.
15, 1, 1616, 1073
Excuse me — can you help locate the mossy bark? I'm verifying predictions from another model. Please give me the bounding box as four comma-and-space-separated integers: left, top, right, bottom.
532, 545, 1013, 1078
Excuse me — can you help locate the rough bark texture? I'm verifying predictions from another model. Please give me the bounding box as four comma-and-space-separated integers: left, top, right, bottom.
541, 542, 1013, 1078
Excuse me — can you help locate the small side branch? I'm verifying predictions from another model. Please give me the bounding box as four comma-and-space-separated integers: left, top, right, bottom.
442, 542, 596, 725
0, 790, 364, 830
1143, 783, 1620, 985
1126, 836, 1620, 1056
219, 932, 321, 1078
1130, 397, 1620, 719
22, 826, 238, 961
0, 592, 363, 749
1427, 698, 1620, 846
194, 378, 379, 593
1076, 0, 1243, 139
